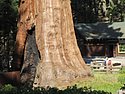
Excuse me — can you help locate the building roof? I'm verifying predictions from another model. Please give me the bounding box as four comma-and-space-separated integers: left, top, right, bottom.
75, 22, 125, 39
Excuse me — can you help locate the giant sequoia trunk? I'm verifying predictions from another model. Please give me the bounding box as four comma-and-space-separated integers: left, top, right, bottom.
14, 0, 91, 87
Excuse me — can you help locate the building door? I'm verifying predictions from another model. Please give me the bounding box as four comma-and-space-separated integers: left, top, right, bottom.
108, 45, 113, 57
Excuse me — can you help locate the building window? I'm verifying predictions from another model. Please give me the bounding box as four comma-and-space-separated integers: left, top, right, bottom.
118, 43, 125, 53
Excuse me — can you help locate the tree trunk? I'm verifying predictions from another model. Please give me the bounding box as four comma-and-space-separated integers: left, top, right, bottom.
15, 0, 91, 87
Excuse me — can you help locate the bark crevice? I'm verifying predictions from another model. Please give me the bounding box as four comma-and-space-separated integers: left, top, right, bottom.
20, 26, 40, 86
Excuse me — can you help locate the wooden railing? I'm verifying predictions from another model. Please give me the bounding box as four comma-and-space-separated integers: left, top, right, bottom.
89, 62, 122, 73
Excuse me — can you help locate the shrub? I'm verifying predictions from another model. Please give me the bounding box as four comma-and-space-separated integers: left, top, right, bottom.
0, 84, 17, 94
0, 84, 111, 94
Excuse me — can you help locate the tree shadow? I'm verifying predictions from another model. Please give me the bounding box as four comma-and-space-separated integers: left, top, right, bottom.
75, 22, 124, 39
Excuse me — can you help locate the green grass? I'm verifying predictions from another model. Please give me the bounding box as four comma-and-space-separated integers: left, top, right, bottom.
76, 72, 122, 94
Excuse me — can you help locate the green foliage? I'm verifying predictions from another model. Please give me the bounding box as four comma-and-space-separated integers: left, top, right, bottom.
71, 0, 99, 23
107, 0, 125, 22
0, 84, 17, 94
120, 84, 125, 90
0, 84, 111, 94
71, 0, 125, 23
0, 0, 18, 31
0, 0, 18, 72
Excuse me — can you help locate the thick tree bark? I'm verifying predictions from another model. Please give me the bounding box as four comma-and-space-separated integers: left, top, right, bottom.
15, 0, 91, 87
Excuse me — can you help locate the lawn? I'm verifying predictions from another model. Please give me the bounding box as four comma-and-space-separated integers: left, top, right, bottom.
1, 70, 125, 94
75, 71, 125, 94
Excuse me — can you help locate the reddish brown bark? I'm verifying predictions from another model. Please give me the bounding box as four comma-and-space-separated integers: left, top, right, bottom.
15, 0, 91, 87
0, 71, 20, 86
13, 0, 35, 70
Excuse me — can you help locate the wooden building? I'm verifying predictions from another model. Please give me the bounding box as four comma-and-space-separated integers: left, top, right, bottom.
75, 22, 125, 57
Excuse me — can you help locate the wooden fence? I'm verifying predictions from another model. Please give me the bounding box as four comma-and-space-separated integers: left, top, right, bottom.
89, 61, 122, 73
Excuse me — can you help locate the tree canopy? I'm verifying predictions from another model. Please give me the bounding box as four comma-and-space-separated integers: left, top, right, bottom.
0, 0, 18, 72
71, 0, 125, 23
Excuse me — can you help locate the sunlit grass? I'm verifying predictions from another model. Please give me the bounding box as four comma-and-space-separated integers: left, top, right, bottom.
76, 72, 122, 94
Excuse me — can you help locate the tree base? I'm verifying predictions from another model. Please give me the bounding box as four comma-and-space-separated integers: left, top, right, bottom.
33, 62, 91, 87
